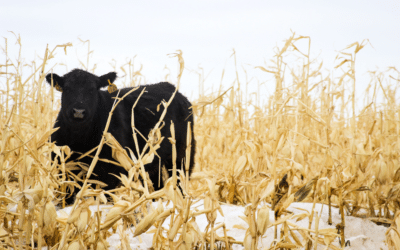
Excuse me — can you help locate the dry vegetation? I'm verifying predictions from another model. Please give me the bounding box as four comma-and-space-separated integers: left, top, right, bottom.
1, 33, 400, 249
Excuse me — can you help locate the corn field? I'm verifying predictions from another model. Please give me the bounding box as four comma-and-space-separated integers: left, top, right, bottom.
1, 33, 400, 249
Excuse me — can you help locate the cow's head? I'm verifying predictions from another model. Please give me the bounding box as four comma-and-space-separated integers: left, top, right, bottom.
46, 69, 117, 125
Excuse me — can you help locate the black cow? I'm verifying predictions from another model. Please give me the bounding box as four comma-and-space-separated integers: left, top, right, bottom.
46, 69, 195, 203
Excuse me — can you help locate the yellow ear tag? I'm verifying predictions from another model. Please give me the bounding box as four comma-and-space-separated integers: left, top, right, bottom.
107, 79, 118, 93
55, 83, 63, 92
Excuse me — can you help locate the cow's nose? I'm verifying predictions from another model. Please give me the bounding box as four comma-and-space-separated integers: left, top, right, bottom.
73, 108, 85, 119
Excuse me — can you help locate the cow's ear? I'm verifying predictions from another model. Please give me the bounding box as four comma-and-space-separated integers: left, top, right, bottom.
98, 72, 117, 89
46, 73, 64, 92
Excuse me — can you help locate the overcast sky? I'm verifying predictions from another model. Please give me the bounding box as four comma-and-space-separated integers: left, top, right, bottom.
1, 0, 399, 99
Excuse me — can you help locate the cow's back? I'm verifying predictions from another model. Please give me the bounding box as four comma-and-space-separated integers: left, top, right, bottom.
105, 81, 194, 166
106, 82, 195, 187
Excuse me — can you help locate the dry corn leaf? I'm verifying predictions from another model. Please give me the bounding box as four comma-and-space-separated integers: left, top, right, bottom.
243, 229, 252, 250
104, 200, 130, 226
75, 207, 91, 232
168, 214, 183, 241
319, 228, 338, 246
43, 201, 57, 236
233, 155, 247, 178
134, 200, 164, 236
256, 206, 270, 236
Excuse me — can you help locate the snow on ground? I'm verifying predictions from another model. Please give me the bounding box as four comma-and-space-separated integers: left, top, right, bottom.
59, 201, 388, 249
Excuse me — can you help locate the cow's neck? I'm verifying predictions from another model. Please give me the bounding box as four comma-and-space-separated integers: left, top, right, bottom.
65, 121, 101, 149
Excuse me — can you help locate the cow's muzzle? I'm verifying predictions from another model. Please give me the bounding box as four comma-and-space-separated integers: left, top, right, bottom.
73, 108, 86, 119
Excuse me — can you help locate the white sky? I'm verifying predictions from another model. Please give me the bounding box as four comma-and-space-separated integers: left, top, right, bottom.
1, 0, 400, 100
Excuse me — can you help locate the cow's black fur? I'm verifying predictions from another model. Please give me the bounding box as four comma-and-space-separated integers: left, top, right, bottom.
46, 69, 195, 204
